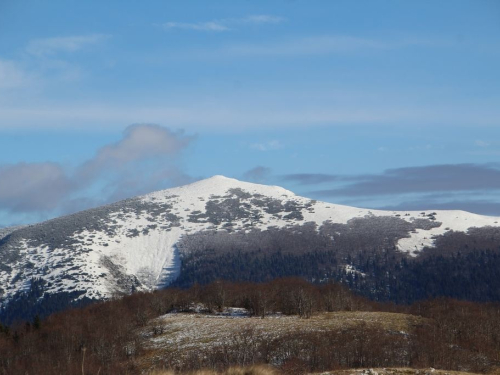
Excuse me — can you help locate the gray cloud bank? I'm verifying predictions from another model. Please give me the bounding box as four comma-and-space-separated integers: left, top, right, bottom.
0, 124, 195, 220
281, 164, 500, 216
281, 164, 500, 193
0, 162, 72, 212
304, 164, 500, 197
282, 173, 342, 185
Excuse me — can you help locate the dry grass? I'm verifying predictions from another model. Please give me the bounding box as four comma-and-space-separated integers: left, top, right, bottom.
312, 368, 483, 375
149, 364, 277, 375
146, 366, 483, 375
146, 311, 423, 351
225, 366, 277, 375
139, 311, 424, 371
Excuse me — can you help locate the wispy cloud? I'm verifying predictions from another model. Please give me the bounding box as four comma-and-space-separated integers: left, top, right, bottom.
0, 59, 34, 90
304, 163, 500, 198
475, 140, 490, 147
159, 14, 284, 32
242, 15, 284, 24
250, 140, 284, 151
283, 165, 500, 215
282, 173, 341, 185
26, 34, 111, 56
77, 124, 195, 183
242, 166, 271, 183
222, 35, 441, 57
0, 34, 110, 95
1, 92, 499, 131
161, 21, 230, 32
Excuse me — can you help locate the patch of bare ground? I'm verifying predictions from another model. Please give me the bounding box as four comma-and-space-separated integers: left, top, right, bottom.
138, 311, 424, 371
312, 369, 483, 375
147, 366, 484, 375
148, 364, 278, 374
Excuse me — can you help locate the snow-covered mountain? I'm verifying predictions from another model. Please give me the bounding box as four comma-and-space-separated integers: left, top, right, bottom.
1, 175, 500, 321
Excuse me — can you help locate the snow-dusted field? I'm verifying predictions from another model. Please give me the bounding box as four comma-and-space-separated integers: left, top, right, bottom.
141, 309, 422, 369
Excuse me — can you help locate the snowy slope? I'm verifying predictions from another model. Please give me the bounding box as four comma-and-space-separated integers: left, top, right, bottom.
1, 175, 499, 310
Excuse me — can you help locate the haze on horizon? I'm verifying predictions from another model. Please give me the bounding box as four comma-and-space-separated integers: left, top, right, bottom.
0, 0, 499, 227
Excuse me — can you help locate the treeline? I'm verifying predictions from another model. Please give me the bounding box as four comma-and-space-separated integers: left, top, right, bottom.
1, 278, 500, 374
0, 278, 95, 326
6, 247, 500, 326
175, 222, 500, 304
173, 231, 500, 304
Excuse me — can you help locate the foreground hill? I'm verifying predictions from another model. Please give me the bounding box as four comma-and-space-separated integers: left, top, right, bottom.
2, 279, 499, 375
149, 368, 482, 375
1, 175, 500, 322
142, 310, 423, 371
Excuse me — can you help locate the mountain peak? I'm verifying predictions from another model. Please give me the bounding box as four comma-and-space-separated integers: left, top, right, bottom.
207, 174, 234, 180
145, 175, 296, 201
202, 175, 241, 184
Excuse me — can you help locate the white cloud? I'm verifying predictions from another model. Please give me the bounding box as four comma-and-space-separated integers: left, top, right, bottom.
77, 124, 195, 182
26, 34, 111, 56
242, 15, 284, 24
223, 35, 426, 57
0, 59, 34, 90
0, 97, 499, 131
250, 140, 284, 151
0, 85, 499, 131
160, 14, 284, 32
0, 34, 110, 97
161, 21, 229, 32
475, 140, 490, 147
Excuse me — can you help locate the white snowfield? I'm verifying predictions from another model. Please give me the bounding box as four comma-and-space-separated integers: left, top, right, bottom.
1, 175, 499, 304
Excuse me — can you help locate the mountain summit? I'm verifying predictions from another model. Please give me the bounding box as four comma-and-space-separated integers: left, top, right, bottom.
1, 176, 500, 322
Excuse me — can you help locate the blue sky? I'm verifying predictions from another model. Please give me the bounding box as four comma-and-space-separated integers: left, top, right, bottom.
0, 0, 499, 226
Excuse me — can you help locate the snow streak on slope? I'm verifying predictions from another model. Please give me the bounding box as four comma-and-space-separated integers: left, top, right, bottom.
0, 175, 499, 308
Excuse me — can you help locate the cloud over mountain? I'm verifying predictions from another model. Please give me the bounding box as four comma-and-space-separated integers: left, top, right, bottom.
0, 125, 195, 220
0, 162, 72, 213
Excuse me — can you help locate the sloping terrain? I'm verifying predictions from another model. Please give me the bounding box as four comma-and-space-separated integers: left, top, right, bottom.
1, 175, 500, 322
313, 369, 484, 375
2, 279, 499, 375
141, 310, 423, 371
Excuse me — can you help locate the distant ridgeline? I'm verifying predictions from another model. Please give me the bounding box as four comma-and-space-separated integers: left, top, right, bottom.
1, 176, 500, 324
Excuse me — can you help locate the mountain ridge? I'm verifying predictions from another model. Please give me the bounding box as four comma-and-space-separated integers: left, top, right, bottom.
1, 175, 500, 323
